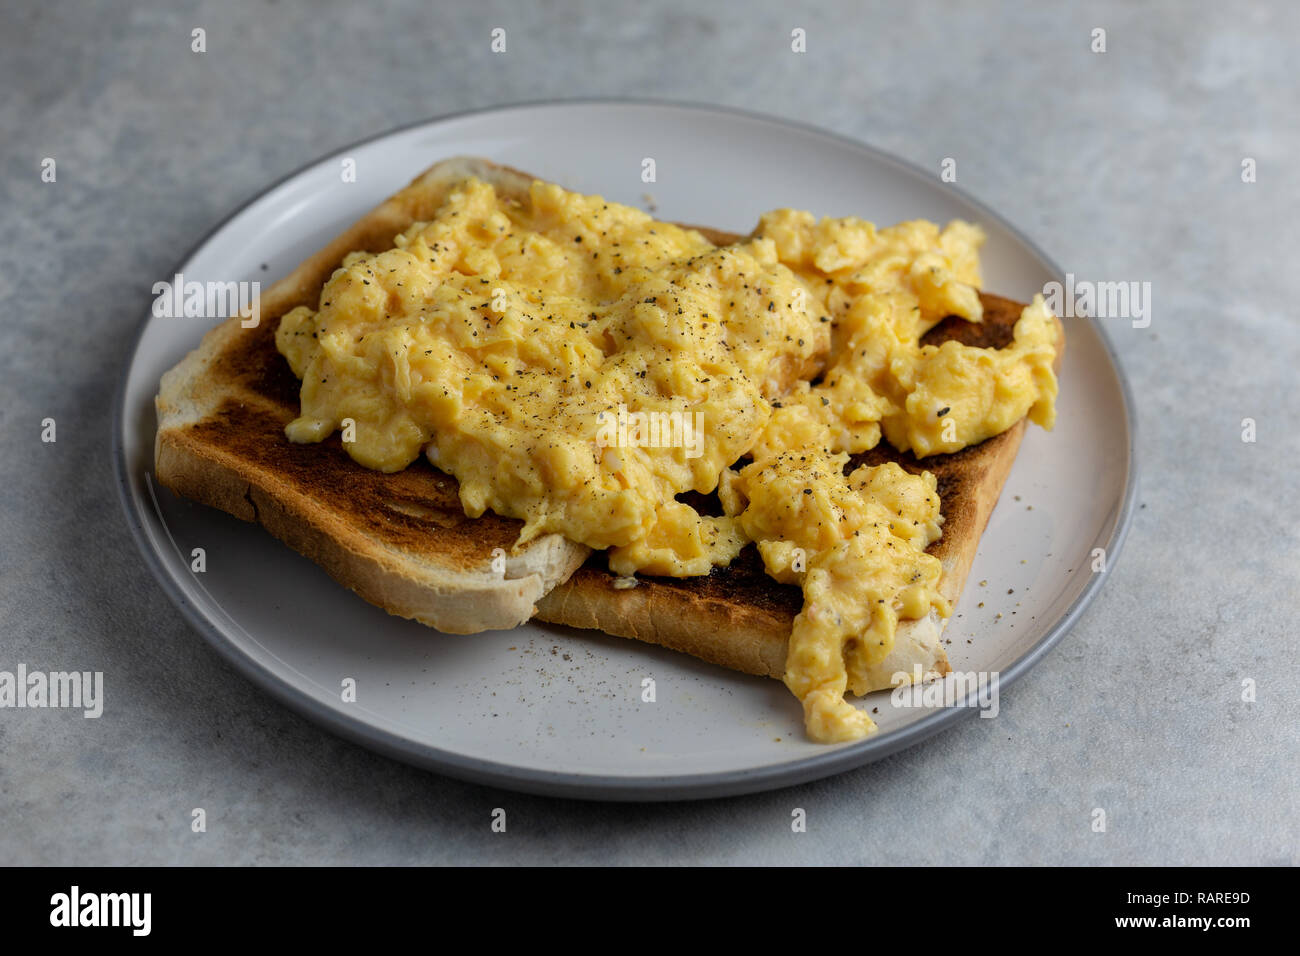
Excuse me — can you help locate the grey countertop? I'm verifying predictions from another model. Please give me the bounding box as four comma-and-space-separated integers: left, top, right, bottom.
2, 0, 1296, 865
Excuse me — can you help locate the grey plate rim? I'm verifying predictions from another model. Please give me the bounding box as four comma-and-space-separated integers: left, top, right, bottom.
112, 98, 1139, 802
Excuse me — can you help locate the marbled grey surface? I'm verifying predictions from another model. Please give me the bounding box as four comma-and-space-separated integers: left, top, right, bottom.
2, 0, 1296, 865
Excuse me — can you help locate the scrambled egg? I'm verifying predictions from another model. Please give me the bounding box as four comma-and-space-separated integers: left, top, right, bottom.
277, 176, 1059, 743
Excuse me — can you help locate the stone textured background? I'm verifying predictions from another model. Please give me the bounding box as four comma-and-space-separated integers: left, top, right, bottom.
1, 0, 1296, 864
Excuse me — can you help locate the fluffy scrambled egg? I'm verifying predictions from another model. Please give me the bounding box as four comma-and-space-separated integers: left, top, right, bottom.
277, 176, 1059, 743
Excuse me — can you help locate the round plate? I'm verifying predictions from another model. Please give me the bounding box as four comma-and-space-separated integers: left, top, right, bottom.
114, 101, 1136, 800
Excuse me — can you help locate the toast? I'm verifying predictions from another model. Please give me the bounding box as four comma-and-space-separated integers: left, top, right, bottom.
155, 157, 1062, 694
155, 159, 591, 635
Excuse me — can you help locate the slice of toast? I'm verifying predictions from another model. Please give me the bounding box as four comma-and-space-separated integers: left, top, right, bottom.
155, 158, 591, 635
155, 157, 1061, 693
536, 302, 1031, 685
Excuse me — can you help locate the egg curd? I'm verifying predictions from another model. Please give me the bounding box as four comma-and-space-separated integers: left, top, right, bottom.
276, 176, 1059, 743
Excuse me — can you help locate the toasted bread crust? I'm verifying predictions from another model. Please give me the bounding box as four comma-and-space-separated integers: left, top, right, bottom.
154, 157, 1062, 688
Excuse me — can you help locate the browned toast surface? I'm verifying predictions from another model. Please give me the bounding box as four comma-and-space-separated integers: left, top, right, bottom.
154, 157, 1060, 682
534, 291, 1034, 679
154, 159, 593, 634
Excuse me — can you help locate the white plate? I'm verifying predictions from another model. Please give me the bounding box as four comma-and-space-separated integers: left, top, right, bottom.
114, 101, 1136, 800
